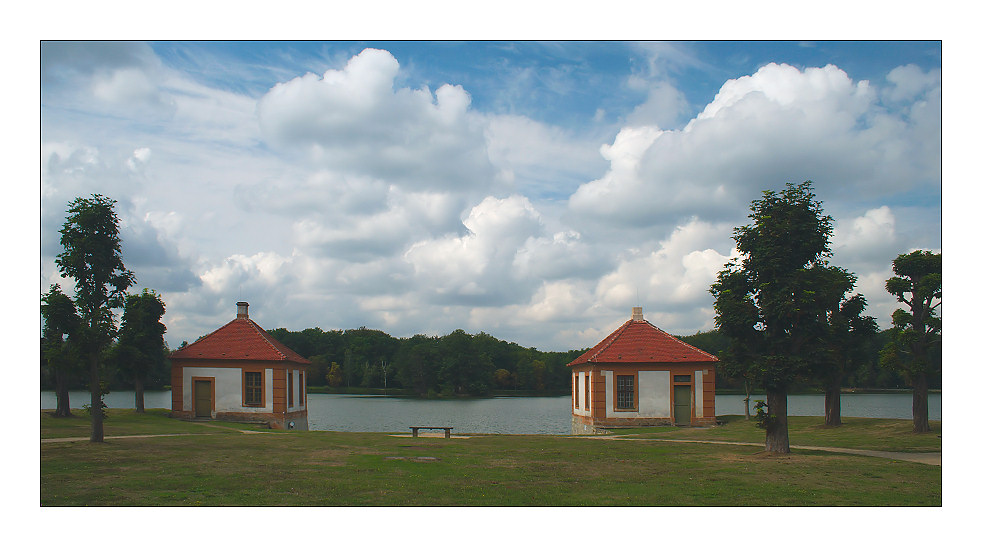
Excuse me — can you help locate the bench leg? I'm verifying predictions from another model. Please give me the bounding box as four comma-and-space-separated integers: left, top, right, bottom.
412, 428, 418, 437
444, 429, 450, 439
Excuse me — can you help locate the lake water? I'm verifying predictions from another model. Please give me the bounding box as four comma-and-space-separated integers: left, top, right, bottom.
41, 391, 942, 435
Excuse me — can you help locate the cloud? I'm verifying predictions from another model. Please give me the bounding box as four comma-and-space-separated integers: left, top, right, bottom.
832, 206, 898, 269
514, 229, 611, 281
593, 218, 737, 331
569, 63, 940, 232
42, 42, 170, 114
292, 187, 465, 262
257, 48, 495, 193
485, 114, 608, 198
40, 44, 940, 352
404, 195, 544, 306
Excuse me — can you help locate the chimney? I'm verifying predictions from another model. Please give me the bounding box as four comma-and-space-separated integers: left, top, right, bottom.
236, 301, 249, 319
632, 306, 644, 321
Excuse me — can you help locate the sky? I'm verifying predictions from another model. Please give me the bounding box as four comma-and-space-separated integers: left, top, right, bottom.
39, 39, 941, 352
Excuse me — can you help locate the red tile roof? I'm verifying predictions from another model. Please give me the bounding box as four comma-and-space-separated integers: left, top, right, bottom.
568, 317, 718, 366
170, 317, 311, 364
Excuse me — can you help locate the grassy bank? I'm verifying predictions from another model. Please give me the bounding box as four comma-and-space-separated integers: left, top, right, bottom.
41, 410, 940, 506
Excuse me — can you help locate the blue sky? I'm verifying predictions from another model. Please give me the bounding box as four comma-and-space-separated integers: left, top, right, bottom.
40, 39, 941, 351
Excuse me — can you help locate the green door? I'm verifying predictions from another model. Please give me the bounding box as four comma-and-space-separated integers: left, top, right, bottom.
674, 385, 691, 425
194, 380, 212, 418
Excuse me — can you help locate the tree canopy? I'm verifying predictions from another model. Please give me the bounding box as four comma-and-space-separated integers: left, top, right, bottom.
880, 250, 941, 432
114, 289, 167, 412
711, 181, 840, 452
41, 284, 81, 417
55, 194, 135, 442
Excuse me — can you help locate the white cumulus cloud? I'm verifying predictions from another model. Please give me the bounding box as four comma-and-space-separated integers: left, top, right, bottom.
257, 48, 495, 193
569, 62, 940, 231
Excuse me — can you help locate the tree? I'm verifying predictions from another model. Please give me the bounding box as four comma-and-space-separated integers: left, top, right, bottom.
819, 287, 878, 426
880, 250, 941, 433
710, 181, 836, 453
325, 362, 343, 387
114, 289, 167, 412
55, 194, 135, 442
41, 284, 81, 417
393, 335, 439, 396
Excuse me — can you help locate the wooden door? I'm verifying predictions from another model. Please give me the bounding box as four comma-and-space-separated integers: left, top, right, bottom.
194, 380, 212, 418
674, 385, 691, 425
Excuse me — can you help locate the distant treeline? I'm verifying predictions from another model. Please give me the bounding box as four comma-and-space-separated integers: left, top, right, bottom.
265, 327, 583, 396
676, 329, 935, 391
41, 324, 930, 395
253, 324, 927, 394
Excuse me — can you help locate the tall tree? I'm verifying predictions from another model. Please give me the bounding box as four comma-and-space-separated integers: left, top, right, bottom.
114, 289, 167, 412
710, 181, 836, 453
820, 288, 878, 426
55, 194, 135, 442
41, 284, 81, 417
880, 250, 941, 433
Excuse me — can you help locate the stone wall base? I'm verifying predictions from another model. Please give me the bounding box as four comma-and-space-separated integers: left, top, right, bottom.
571, 414, 716, 434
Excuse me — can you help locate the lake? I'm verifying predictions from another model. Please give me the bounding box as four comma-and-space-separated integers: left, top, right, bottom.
41, 390, 942, 435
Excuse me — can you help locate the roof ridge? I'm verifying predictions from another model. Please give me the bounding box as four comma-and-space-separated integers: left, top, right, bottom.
172, 318, 236, 354
169, 316, 310, 363
649, 322, 719, 361
568, 316, 718, 366
587, 319, 634, 362
246, 319, 289, 360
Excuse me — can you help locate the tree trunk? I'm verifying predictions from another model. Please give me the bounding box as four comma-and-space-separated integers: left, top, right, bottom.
824, 376, 842, 427
54, 369, 73, 418
134, 376, 145, 413
765, 390, 790, 453
912, 372, 930, 433
743, 380, 751, 420
89, 354, 104, 443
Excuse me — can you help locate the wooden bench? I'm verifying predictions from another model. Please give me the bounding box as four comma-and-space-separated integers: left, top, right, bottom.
411, 426, 453, 438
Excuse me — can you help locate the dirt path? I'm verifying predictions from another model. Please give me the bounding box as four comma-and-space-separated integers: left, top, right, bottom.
583, 436, 941, 466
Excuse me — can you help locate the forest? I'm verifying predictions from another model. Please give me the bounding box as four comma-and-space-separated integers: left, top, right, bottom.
42, 322, 924, 396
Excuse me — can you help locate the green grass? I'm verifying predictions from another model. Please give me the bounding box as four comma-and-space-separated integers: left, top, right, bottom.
40, 410, 940, 506
613, 415, 942, 452
40, 408, 271, 438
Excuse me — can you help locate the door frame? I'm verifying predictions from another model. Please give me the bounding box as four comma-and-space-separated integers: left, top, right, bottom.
192, 376, 215, 418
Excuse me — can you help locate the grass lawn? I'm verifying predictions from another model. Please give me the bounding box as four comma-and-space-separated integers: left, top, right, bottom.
615, 414, 942, 452
41, 408, 271, 439
40, 410, 940, 506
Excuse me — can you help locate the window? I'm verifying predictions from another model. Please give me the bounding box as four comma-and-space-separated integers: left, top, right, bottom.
616, 375, 634, 410
289, 371, 295, 407
244, 371, 263, 406
573, 374, 579, 408
674, 375, 691, 383
299, 371, 304, 406
584, 374, 590, 410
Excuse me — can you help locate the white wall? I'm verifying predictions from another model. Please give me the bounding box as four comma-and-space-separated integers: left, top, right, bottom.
183, 367, 272, 413
639, 370, 671, 417
695, 370, 704, 418
602, 369, 671, 418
